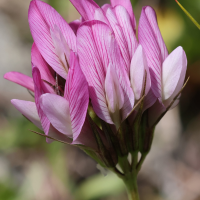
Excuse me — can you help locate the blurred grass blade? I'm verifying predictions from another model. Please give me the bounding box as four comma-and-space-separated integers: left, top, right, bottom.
175, 0, 200, 29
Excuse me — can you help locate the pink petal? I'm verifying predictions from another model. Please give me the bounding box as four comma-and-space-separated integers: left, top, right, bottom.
50, 25, 71, 70
28, 0, 76, 79
138, 6, 164, 98
114, 5, 138, 58
143, 88, 157, 111
69, 0, 99, 20
144, 6, 168, 61
110, 0, 136, 31
92, 20, 134, 120
162, 46, 187, 101
77, 20, 112, 123
11, 98, 71, 145
69, 19, 81, 34
94, 8, 109, 24
103, 27, 134, 120
11, 99, 42, 130
4, 72, 34, 92
31, 43, 55, 85
105, 64, 124, 113
101, 4, 111, 13
40, 93, 73, 137
130, 45, 151, 100
65, 52, 89, 141
32, 67, 50, 135
34, 0, 76, 51
106, 7, 131, 73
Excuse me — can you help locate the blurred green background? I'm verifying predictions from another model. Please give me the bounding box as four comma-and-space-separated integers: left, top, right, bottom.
0, 0, 200, 199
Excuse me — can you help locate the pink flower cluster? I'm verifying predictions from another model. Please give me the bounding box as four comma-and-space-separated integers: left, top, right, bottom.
4, 0, 187, 154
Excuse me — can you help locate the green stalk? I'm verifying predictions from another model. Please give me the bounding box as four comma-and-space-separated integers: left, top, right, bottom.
117, 156, 140, 200
175, 0, 200, 29
122, 172, 140, 200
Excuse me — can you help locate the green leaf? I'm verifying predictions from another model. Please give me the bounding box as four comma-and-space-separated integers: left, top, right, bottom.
75, 173, 125, 200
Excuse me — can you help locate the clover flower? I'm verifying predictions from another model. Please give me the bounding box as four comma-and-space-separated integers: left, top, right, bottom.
4, 0, 188, 199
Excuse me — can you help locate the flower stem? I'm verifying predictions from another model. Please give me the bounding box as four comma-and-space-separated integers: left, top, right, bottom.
123, 173, 140, 200
118, 156, 140, 200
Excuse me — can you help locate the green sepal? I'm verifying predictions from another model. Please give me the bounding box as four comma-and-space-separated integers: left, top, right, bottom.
87, 114, 116, 168
139, 110, 155, 154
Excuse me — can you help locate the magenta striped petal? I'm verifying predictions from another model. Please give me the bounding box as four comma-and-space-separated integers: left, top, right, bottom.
77, 20, 112, 123
28, 0, 76, 79
32, 67, 50, 135
106, 7, 131, 73
104, 28, 135, 120
50, 25, 71, 71
138, 6, 163, 98
143, 89, 157, 111
114, 5, 138, 58
99, 24, 134, 120
32, 0, 76, 51
110, 0, 136, 31
101, 4, 111, 13
11, 99, 42, 130
4, 72, 34, 92
65, 52, 89, 141
144, 7, 168, 61
94, 8, 110, 24
31, 43, 55, 85
77, 20, 134, 122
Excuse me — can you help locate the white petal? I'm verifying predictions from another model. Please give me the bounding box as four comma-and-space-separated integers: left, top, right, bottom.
162, 46, 187, 100
105, 64, 124, 113
11, 99, 42, 130
40, 94, 73, 137
130, 45, 151, 100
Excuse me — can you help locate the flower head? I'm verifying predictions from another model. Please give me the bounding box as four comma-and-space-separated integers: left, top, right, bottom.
4, 0, 187, 169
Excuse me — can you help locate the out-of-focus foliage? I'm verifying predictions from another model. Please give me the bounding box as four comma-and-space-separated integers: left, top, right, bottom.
168, 0, 200, 63
0, 0, 200, 200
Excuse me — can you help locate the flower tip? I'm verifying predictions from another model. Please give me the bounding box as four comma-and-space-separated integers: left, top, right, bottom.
3, 73, 9, 79
136, 44, 143, 52
143, 5, 154, 11
3, 71, 14, 80
11, 99, 18, 105
30, 0, 36, 5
